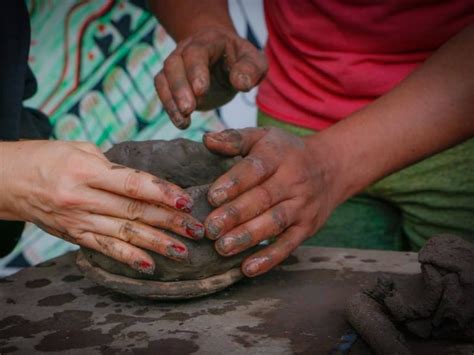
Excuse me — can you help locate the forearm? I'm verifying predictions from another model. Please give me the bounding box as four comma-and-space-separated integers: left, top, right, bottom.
309, 24, 474, 203
148, 0, 235, 42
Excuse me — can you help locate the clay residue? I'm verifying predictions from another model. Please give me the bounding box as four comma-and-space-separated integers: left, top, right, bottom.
346, 234, 474, 354
25, 279, 51, 288
61, 275, 84, 283
37, 293, 76, 307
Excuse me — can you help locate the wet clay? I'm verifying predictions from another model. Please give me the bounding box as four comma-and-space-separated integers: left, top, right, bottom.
346, 235, 474, 354
81, 139, 258, 291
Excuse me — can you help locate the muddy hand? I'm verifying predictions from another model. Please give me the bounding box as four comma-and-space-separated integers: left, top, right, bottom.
203, 128, 338, 277
154, 27, 267, 129
0, 141, 205, 274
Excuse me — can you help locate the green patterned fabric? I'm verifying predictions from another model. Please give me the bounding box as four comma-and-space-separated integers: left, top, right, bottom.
258, 111, 474, 251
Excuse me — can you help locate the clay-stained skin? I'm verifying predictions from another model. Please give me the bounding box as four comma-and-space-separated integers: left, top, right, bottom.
215, 231, 253, 256
201, 127, 332, 278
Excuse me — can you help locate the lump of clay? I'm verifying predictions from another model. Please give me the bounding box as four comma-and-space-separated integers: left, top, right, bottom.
81, 139, 256, 283
346, 234, 474, 354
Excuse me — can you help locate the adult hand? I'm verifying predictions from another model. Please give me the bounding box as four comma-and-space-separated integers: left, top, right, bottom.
0, 141, 205, 274
203, 128, 340, 277
154, 26, 267, 129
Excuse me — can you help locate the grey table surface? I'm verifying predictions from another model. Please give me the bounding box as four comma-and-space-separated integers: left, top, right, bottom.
0, 247, 472, 354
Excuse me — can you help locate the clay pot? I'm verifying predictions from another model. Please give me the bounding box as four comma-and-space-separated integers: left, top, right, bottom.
79, 139, 256, 299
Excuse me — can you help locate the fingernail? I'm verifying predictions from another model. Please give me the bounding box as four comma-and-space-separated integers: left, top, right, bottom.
167, 244, 188, 261
134, 260, 155, 275
176, 197, 193, 213
193, 78, 207, 95
178, 98, 191, 114
238, 74, 251, 90
205, 129, 241, 143
186, 222, 205, 239
169, 111, 188, 129
174, 116, 186, 128
209, 188, 228, 206
244, 257, 268, 276
206, 218, 223, 239
216, 237, 234, 255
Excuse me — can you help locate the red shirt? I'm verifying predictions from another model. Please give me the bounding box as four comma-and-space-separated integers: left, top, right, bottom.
257, 0, 474, 130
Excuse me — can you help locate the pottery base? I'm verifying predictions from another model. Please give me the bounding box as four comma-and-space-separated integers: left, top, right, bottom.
76, 251, 244, 300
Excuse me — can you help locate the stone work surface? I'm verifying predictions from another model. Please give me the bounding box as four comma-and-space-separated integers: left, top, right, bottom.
1, 248, 472, 354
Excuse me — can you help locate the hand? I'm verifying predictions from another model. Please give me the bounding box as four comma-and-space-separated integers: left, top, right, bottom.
203, 128, 339, 277
0, 141, 205, 274
154, 26, 267, 129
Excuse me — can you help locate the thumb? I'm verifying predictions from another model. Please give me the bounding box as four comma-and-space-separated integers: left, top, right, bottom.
228, 39, 268, 92
203, 128, 267, 156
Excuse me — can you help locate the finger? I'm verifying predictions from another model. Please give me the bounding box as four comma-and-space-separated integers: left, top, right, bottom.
77, 231, 156, 275
81, 189, 205, 240
241, 226, 307, 277
163, 53, 196, 116
215, 203, 294, 256
87, 215, 189, 262
89, 164, 194, 212
229, 40, 268, 92
154, 71, 191, 129
207, 154, 276, 206
203, 128, 267, 156
205, 180, 285, 239
182, 43, 211, 96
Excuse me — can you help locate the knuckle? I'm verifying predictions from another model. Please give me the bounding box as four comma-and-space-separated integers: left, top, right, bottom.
154, 72, 165, 89
223, 204, 241, 224
165, 213, 184, 229
237, 229, 253, 245
80, 142, 101, 155
243, 156, 269, 177
164, 54, 180, 71
126, 199, 145, 220
271, 206, 289, 231
278, 239, 298, 258
118, 221, 137, 243
255, 185, 273, 209
54, 189, 81, 208
72, 230, 88, 245
183, 43, 203, 57
123, 171, 142, 197
92, 233, 111, 251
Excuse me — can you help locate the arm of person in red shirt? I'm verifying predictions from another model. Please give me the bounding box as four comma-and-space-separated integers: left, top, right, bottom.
151, 0, 474, 277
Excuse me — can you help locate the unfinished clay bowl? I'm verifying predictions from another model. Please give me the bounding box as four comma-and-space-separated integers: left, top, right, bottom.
77, 139, 256, 300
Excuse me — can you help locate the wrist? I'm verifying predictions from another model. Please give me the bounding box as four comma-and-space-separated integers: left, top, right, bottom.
151, 0, 236, 43
0, 142, 25, 220
303, 131, 362, 207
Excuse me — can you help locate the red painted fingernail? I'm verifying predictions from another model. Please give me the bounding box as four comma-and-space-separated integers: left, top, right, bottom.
135, 260, 154, 275
166, 244, 188, 261
186, 223, 204, 239
176, 197, 193, 213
